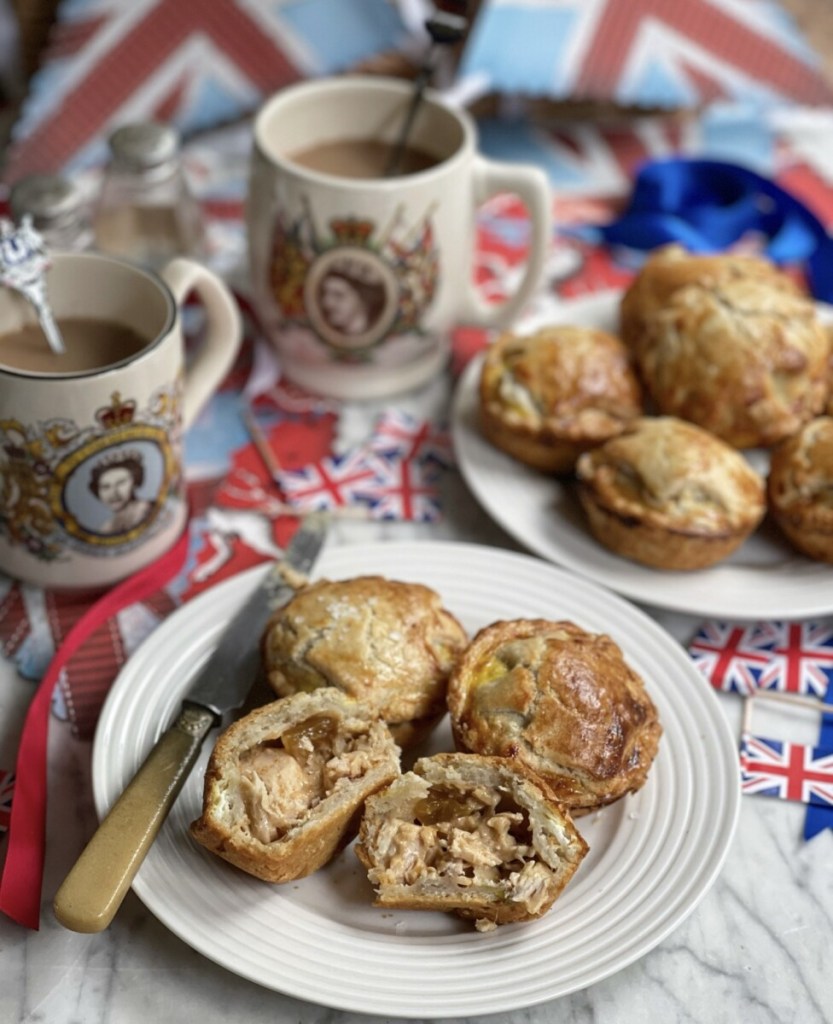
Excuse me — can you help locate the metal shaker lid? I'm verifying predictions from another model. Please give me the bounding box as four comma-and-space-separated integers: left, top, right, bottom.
9, 174, 83, 226
107, 122, 181, 170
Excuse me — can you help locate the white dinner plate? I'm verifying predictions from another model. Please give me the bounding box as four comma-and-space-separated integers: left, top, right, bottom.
93, 541, 740, 1018
451, 290, 833, 620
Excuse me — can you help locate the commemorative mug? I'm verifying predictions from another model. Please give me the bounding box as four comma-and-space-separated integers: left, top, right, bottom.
247, 75, 551, 399
0, 251, 242, 589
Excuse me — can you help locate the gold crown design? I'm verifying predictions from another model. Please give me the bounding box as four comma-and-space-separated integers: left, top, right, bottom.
95, 391, 137, 430
329, 217, 374, 246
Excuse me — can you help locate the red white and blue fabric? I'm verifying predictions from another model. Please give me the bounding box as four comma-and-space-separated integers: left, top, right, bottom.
740, 732, 833, 807
456, 0, 833, 110
688, 620, 833, 698
3, 0, 409, 182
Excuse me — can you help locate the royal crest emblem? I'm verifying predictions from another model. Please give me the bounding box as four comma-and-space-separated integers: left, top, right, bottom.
0, 384, 181, 561
270, 200, 439, 359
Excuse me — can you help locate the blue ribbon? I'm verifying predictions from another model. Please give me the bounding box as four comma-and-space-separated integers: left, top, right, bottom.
599, 158, 833, 302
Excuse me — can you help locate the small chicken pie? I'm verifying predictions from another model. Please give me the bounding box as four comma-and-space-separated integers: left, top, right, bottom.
575, 416, 766, 570
190, 689, 400, 883
768, 416, 833, 563
355, 752, 588, 930
446, 620, 661, 814
478, 325, 643, 473
620, 245, 829, 448
262, 575, 468, 747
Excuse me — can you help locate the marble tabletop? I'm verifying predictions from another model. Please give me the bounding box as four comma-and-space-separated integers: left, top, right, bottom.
1, 371, 831, 1024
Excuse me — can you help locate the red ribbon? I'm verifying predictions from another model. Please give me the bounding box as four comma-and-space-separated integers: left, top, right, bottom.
0, 528, 190, 929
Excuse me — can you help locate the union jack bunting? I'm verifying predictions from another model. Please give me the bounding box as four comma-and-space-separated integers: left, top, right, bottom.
4, 0, 409, 182
368, 410, 455, 468
688, 620, 833, 698
277, 450, 381, 513
355, 455, 444, 523
0, 770, 14, 834
455, 0, 833, 110
740, 732, 833, 807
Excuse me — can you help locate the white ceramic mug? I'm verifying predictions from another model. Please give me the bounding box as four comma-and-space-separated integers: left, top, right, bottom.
0, 251, 242, 589
247, 75, 551, 400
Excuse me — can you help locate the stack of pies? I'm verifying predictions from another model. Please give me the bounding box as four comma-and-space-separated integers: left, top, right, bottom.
477, 244, 833, 569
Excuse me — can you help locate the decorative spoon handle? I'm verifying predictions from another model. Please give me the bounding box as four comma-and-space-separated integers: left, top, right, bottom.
0, 216, 65, 355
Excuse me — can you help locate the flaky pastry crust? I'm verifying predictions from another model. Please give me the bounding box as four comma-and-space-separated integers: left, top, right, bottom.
189, 689, 400, 883
478, 325, 643, 473
355, 752, 588, 929
575, 416, 766, 570
446, 620, 661, 813
768, 416, 833, 562
263, 575, 468, 746
620, 245, 829, 448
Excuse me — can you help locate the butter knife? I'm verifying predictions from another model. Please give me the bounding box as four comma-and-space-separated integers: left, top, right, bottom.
53, 515, 328, 933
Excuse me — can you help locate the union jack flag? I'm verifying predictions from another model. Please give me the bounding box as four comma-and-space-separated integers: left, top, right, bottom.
456, 0, 833, 111
688, 622, 773, 695
688, 620, 833, 698
277, 450, 381, 513
368, 410, 455, 468
355, 455, 443, 523
754, 622, 833, 698
0, 770, 14, 834
740, 733, 833, 807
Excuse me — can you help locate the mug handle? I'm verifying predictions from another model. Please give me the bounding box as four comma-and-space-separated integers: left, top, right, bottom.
160, 258, 243, 429
458, 156, 552, 328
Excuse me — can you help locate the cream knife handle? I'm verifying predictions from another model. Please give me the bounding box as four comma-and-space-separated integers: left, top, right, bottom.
53, 705, 216, 933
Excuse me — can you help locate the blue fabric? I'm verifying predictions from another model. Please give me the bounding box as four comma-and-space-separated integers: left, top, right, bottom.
599, 158, 833, 302
803, 690, 833, 839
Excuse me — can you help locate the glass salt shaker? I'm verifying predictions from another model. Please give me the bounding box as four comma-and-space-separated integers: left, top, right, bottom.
9, 173, 94, 252
93, 121, 206, 269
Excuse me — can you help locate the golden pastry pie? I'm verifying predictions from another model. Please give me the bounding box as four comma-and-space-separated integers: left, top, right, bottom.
575, 416, 766, 570
768, 416, 833, 562
355, 752, 588, 929
478, 325, 643, 473
262, 575, 468, 747
190, 689, 401, 883
446, 619, 661, 813
620, 245, 829, 448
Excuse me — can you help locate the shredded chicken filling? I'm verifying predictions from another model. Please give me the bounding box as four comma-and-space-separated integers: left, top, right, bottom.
367, 784, 552, 912
238, 714, 386, 844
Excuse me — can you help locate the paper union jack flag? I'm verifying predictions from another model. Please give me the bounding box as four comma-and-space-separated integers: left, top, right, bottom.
356, 455, 443, 523
688, 620, 833, 698
277, 450, 381, 513
456, 0, 833, 110
368, 410, 455, 468
0, 770, 14, 834
740, 733, 833, 807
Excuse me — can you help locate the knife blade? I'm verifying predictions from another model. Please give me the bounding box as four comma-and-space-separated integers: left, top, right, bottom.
53, 515, 328, 934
